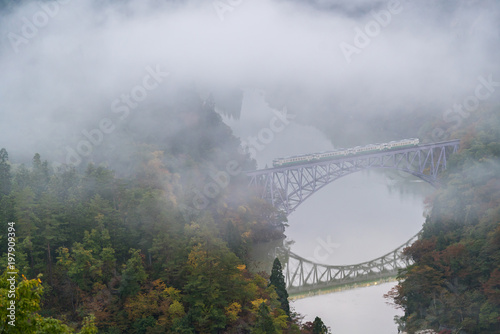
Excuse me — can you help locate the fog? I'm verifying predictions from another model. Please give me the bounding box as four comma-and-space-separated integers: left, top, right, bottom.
1, 0, 499, 164
229, 88, 431, 264
1, 1, 498, 331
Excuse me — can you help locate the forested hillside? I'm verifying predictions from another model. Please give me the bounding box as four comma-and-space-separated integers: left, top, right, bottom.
386, 106, 500, 334
0, 89, 328, 333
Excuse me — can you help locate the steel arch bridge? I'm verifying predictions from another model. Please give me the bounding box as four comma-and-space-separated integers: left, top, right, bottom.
284, 232, 420, 297
247, 140, 460, 215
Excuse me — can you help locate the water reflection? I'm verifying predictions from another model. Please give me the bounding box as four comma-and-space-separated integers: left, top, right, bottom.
250, 168, 433, 274
284, 169, 432, 265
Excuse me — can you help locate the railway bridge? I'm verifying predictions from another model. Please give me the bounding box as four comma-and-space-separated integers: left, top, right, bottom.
246, 139, 460, 296
247, 140, 460, 215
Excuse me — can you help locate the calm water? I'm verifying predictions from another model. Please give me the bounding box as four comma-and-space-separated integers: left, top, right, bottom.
285, 170, 429, 266
284, 170, 431, 333
292, 281, 403, 333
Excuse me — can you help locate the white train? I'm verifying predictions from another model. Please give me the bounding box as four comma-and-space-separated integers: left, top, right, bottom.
272, 138, 419, 167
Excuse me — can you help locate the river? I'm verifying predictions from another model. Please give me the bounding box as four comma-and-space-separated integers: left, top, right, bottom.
223, 90, 433, 333
285, 170, 431, 333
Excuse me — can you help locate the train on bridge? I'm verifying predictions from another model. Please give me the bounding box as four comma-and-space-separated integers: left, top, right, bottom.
272, 138, 419, 167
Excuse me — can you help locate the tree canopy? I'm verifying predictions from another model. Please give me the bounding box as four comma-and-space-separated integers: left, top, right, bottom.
386, 106, 500, 334
0, 89, 315, 333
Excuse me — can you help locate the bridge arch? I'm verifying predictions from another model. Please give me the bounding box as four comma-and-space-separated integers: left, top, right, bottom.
278, 167, 437, 215
247, 140, 459, 215
283, 232, 420, 297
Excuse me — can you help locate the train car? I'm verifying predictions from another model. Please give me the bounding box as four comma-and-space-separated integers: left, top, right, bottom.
272, 138, 419, 167
272, 153, 313, 167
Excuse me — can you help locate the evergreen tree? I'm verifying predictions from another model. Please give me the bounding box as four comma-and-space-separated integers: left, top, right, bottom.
0, 148, 11, 196
312, 316, 330, 334
0, 149, 14, 236
31, 153, 50, 197
12, 164, 30, 191
269, 257, 290, 317
119, 249, 147, 297
224, 221, 245, 258
13, 186, 39, 274
37, 192, 68, 285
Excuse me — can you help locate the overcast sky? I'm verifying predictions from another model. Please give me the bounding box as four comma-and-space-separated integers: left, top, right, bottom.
1, 0, 499, 163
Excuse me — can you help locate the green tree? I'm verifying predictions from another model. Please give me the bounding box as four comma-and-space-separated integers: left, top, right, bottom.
31, 153, 50, 198
78, 314, 98, 334
119, 249, 147, 297
0, 270, 41, 333
87, 195, 125, 259
46, 166, 80, 202
13, 187, 39, 274
66, 242, 103, 292
312, 316, 330, 334
224, 221, 245, 259
0, 148, 11, 196
35, 316, 74, 334
82, 164, 116, 202
82, 227, 116, 283
12, 164, 30, 192
182, 235, 243, 332
0, 269, 71, 333
269, 258, 290, 317
37, 193, 69, 285
0, 267, 99, 333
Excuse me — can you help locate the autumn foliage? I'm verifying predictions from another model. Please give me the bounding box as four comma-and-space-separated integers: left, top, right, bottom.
386, 107, 500, 334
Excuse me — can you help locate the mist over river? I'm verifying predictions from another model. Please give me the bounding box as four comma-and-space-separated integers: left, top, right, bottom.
223, 90, 434, 333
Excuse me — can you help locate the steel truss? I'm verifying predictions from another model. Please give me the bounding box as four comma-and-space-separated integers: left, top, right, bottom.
284, 233, 420, 294
247, 140, 460, 215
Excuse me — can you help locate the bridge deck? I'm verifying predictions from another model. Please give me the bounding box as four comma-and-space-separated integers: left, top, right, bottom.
246, 139, 460, 175
246, 139, 460, 214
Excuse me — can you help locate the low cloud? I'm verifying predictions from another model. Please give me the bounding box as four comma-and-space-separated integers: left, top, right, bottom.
0, 0, 498, 160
